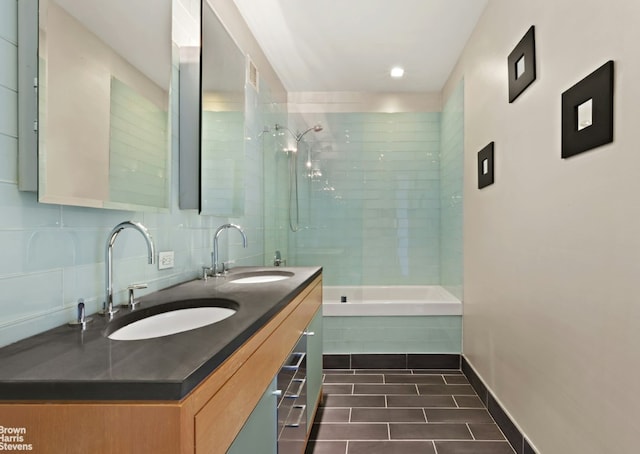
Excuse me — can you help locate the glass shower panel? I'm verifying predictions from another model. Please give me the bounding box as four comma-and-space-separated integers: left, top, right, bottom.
289, 113, 365, 286
287, 112, 443, 287
263, 111, 291, 267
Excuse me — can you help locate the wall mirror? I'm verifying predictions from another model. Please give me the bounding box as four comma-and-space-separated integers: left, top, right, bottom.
20, 0, 173, 211
200, 1, 247, 216
179, 1, 246, 215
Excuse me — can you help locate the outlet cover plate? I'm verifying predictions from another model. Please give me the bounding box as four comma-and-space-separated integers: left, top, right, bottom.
158, 251, 175, 270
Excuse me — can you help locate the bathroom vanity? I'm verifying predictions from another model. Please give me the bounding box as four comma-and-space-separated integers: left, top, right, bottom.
0, 267, 322, 454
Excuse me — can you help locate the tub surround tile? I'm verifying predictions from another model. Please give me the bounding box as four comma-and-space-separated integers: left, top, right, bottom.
351, 353, 406, 369
323, 354, 350, 369
408, 354, 461, 369
323, 353, 462, 370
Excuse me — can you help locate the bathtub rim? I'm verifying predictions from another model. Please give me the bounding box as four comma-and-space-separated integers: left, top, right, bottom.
322, 285, 462, 317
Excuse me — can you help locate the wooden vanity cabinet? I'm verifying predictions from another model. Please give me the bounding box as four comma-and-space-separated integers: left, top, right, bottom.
0, 275, 322, 454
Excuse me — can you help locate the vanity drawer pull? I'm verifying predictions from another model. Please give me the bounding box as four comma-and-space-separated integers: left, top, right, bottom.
284, 378, 306, 398
284, 405, 306, 428
283, 352, 305, 370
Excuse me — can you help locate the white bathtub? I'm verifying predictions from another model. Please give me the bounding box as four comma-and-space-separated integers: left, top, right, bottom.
322, 285, 462, 317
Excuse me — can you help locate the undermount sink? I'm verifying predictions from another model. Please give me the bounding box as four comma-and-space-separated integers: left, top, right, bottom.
228, 270, 294, 284
108, 303, 237, 341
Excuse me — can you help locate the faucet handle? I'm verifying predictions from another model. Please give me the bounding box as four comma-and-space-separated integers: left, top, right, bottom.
221, 260, 235, 274
124, 283, 147, 310
201, 266, 213, 280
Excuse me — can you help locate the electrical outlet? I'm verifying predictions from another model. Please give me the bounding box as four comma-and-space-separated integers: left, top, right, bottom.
158, 251, 174, 270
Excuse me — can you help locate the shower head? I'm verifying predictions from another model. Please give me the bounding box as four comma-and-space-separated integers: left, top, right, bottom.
296, 124, 323, 141
274, 123, 323, 142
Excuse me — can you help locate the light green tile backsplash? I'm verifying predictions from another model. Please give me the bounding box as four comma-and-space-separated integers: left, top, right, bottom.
323, 316, 462, 354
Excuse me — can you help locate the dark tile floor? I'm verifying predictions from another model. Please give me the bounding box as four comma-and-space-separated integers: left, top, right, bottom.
305, 369, 516, 454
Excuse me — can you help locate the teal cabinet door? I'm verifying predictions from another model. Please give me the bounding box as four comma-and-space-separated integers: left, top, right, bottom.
305, 307, 323, 428
227, 378, 278, 454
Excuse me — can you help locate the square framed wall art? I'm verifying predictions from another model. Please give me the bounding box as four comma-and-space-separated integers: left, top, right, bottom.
477, 142, 495, 189
561, 60, 614, 159
508, 26, 536, 103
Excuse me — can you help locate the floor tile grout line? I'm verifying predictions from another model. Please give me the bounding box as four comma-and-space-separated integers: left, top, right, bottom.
467, 422, 475, 440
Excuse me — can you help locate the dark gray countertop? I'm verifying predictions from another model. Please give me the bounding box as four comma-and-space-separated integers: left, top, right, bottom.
0, 266, 322, 401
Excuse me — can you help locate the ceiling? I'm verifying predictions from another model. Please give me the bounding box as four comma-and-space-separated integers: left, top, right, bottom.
55, 0, 172, 88
231, 0, 488, 93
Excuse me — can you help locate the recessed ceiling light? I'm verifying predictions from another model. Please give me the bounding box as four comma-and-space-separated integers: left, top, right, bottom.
390, 67, 405, 78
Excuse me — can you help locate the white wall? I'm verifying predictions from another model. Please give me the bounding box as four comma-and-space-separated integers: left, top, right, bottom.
445, 1, 640, 452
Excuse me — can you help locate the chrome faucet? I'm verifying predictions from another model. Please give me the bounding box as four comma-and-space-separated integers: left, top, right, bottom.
211, 223, 247, 276
100, 221, 155, 319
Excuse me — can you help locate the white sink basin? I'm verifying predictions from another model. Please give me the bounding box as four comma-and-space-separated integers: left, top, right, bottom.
229, 270, 294, 284
108, 307, 236, 341
231, 275, 290, 284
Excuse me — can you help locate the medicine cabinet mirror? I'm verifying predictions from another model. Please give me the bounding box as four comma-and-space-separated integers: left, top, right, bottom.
19, 0, 173, 211
179, 1, 246, 216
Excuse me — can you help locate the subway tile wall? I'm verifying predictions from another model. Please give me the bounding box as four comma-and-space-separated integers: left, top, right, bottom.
0, 1, 274, 347
323, 316, 462, 354
288, 112, 442, 286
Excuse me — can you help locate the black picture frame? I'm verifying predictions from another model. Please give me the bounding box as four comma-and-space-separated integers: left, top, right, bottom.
477, 142, 495, 189
508, 26, 536, 103
561, 60, 614, 159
